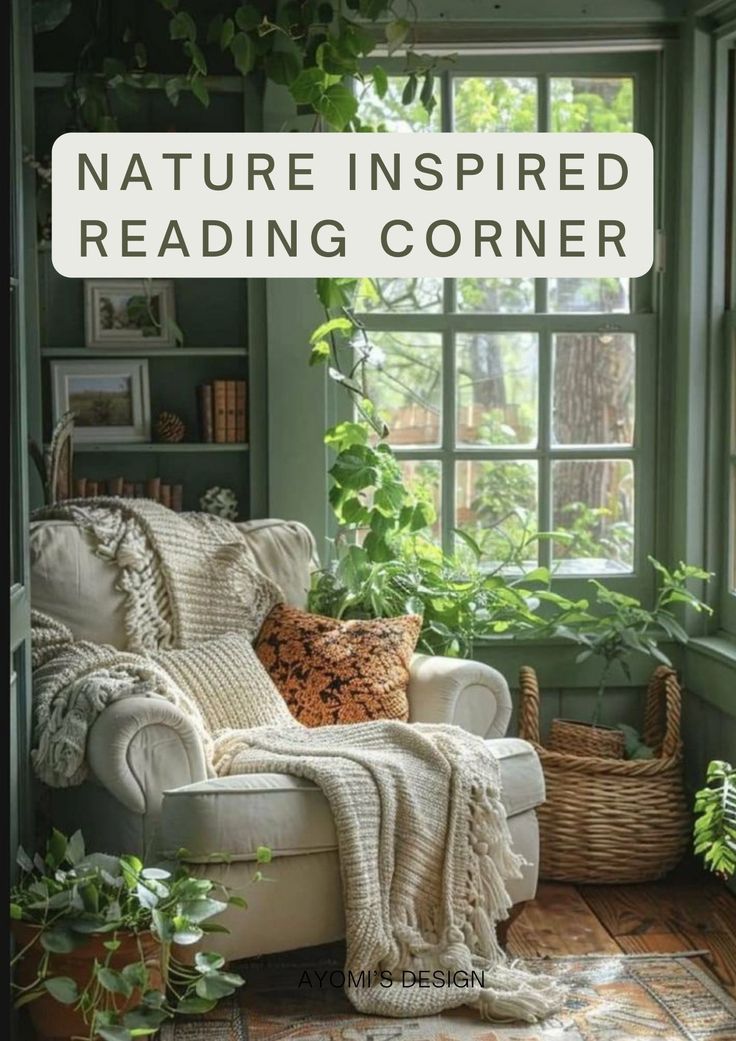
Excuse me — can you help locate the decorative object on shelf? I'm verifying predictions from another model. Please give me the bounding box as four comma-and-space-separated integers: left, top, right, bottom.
211, 380, 247, 443
51, 359, 150, 443
155, 410, 186, 443
29, 410, 75, 504
200, 486, 238, 521
84, 279, 180, 349
73, 476, 185, 510
694, 760, 736, 880
518, 664, 690, 884
10, 829, 250, 1041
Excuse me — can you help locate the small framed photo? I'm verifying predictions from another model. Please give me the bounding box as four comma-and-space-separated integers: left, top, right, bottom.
52, 360, 150, 443
84, 279, 177, 349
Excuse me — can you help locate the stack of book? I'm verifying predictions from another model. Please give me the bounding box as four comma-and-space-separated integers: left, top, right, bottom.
197, 380, 247, 443
73, 477, 184, 512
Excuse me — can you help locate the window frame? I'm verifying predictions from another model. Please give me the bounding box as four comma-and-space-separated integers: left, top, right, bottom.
720, 38, 736, 636
355, 50, 661, 602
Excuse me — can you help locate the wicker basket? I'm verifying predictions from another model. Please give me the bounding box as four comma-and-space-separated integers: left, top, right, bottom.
518, 664, 691, 884
548, 718, 625, 759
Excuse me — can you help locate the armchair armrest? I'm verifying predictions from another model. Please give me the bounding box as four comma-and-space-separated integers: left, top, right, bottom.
407, 654, 512, 739
87, 698, 210, 816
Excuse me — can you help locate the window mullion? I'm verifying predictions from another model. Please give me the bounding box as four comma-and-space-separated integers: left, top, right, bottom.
538, 328, 553, 568
441, 326, 455, 555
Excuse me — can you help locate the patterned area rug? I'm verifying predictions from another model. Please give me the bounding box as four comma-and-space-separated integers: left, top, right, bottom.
163, 946, 736, 1041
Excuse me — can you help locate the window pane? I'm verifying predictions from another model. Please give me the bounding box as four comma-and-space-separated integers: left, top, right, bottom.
553, 333, 635, 445
364, 332, 442, 447
456, 460, 538, 562
457, 277, 535, 314
453, 77, 537, 132
548, 277, 630, 313
355, 277, 442, 314
550, 77, 633, 132
399, 459, 441, 540
552, 459, 634, 573
359, 76, 441, 132
456, 333, 538, 446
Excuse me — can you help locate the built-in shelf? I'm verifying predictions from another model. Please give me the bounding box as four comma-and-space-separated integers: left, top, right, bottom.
65, 443, 249, 454
41, 348, 247, 358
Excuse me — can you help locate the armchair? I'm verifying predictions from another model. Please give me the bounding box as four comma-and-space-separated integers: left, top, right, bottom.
30, 516, 544, 959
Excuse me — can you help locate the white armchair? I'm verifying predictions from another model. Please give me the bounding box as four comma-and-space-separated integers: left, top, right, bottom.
30, 516, 544, 960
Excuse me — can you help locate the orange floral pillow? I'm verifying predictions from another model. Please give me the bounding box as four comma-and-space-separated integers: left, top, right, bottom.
254, 605, 422, 727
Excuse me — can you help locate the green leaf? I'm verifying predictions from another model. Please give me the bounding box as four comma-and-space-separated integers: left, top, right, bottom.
179, 897, 227, 922
40, 928, 79, 953
235, 4, 261, 31
172, 925, 204, 945
176, 996, 216, 1014
385, 18, 410, 55
10, 902, 22, 920
47, 829, 67, 869
169, 11, 197, 42
16, 846, 34, 873
97, 968, 133, 997
164, 76, 185, 106
96, 1027, 133, 1041
310, 339, 331, 366
191, 76, 210, 108
265, 50, 302, 86
289, 67, 326, 105
372, 64, 388, 98
186, 41, 208, 76
315, 84, 358, 131
231, 32, 255, 75
256, 845, 272, 863
195, 973, 239, 1000
401, 74, 417, 106
310, 316, 353, 343
66, 830, 85, 866
43, 977, 78, 1005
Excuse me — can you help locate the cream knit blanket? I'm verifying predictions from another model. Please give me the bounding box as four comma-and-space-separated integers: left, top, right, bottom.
214, 722, 563, 1022
33, 498, 282, 650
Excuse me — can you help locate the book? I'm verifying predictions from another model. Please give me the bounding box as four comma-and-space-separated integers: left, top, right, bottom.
198, 383, 214, 443
160, 483, 172, 509
235, 380, 247, 443
122, 481, 135, 498
171, 484, 184, 512
213, 380, 228, 444
225, 380, 237, 443
87, 480, 99, 497
145, 477, 161, 502
74, 477, 87, 498
108, 476, 124, 497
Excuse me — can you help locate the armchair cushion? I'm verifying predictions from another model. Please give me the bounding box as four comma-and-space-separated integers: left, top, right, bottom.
160, 737, 544, 863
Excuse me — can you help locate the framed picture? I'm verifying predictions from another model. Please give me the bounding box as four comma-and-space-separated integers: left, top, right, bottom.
52, 360, 150, 443
84, 279, 177, 348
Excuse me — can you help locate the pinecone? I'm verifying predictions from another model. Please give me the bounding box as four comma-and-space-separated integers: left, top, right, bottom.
155, 411, 186, 443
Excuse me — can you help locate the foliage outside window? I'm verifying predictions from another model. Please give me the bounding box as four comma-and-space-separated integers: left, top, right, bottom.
354, 62, 654, 582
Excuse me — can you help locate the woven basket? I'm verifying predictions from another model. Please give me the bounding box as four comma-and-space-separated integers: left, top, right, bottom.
548, 718, 625, 758
518, 664, 691, 884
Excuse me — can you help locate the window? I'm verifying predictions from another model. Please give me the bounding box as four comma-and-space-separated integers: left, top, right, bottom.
355, 54, 657, 584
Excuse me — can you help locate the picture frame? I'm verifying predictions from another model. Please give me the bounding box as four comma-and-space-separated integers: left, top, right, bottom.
84, 279, 177, 349
51, 359, 150, 443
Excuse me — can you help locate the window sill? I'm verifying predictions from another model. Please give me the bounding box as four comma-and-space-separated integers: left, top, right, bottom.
684, 633, 736, 717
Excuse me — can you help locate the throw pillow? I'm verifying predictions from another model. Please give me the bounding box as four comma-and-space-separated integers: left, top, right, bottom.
150, 632, 296, 734
254, 605, 422, 727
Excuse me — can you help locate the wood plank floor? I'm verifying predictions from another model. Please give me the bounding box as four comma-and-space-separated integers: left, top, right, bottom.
507, 873, 736, 998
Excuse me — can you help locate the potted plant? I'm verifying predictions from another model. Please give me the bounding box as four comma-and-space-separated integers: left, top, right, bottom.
10, 829, 269, 1041
694, 760, 736, 880
539, 558, 713, 758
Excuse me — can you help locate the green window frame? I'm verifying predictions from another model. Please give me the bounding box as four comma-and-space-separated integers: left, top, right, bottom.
355, 51, 660, 600
721, 40, 736, 635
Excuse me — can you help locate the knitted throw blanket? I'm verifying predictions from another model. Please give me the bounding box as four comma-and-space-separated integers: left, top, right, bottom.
31, 610, 214, 787
33, 498, 282, 650
214, 722, 563, 1022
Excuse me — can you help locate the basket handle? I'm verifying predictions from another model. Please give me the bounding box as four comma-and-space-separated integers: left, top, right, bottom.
643, 666, 682, 759
518, 666, 542, 745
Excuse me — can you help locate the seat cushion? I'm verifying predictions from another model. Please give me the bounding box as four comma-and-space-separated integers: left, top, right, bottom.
161, 737, 544, 862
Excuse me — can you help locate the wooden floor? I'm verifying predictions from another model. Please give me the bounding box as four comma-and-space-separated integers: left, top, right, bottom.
506, 872, 736, 997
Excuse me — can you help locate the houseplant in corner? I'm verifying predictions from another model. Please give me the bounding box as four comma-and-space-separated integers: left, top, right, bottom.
539, 557, 713, 758
10, 829, 265, 1041
694, 760, 736, 880
517, 559, 713, 884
